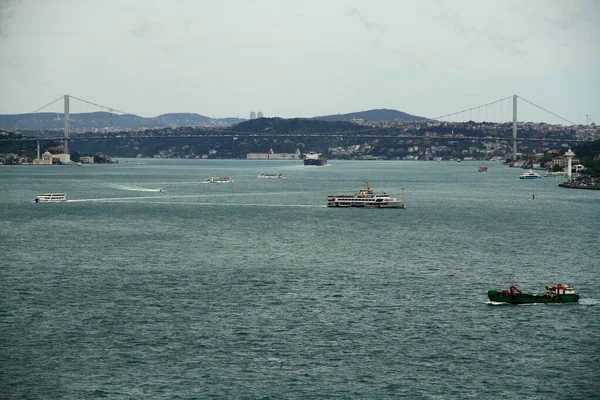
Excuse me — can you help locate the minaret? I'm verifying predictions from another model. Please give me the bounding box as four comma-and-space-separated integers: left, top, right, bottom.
564, 148, 575, 182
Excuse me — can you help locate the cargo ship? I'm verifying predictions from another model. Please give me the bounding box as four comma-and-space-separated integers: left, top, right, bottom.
488, 284, 579, 304
304, 151, 327, 166
327, 181, 405, 208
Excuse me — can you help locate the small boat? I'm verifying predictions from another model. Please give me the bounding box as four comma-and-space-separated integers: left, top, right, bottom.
77, 162, 82, 166
478, 163, 488, 172
488, 284, 579, 304
34, 193, 68, 203
304, 151, 327, 166
544, 171, 568, 177
258, 172, 283, 178
327, 181, 405, 208
519, 170, 541, 179
204, 177, 234, 183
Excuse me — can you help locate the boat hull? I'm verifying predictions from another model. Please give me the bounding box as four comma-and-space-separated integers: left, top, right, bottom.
487, 290, 579, 304
519, 176, 541, 180
327, 201, 405, 208
304, 159, 327, 166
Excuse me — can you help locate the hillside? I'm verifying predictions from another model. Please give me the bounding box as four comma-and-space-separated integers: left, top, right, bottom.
312, 108, 428, 122
230, 117, 362, 133
0, 112, 245, 131
1, 108, 427, 131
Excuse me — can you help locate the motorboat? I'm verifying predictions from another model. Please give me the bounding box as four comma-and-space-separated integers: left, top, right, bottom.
519, 170, 541, 179
258, 172, 283, 178
204, 177, 234, 183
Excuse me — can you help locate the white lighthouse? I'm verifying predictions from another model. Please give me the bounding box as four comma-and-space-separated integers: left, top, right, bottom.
564, 148, 575, 182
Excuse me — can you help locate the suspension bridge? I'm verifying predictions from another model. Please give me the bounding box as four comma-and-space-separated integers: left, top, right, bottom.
0, 94, 589, 162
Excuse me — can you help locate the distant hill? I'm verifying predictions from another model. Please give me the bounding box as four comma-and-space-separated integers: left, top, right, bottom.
0, 108, 428, 131
0, 112, 245, 131
230, 117, 361, 133
313, 108, 428, 122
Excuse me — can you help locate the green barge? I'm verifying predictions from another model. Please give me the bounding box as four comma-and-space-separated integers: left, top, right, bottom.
488, 284, 579, 304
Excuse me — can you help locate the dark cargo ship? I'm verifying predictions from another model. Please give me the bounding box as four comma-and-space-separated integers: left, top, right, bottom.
488, 284, 579, 304
304, 151, 327, 166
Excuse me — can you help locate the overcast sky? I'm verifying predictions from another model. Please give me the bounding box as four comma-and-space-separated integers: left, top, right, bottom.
0, 0, 598, 124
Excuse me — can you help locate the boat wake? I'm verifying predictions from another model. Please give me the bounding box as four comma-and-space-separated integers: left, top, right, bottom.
67, 197, 324, 207
579, 298, 600, 306
486, 301, 541, 306
108, 184, 164, 192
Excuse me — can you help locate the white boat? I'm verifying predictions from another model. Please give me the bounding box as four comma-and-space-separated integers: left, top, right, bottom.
519, 170, 541, 180
327, 182, 405, 208
204, 177, 234, 183
258, 172, 283, 178
544, 171, 568, 177
34, 193, 67, 203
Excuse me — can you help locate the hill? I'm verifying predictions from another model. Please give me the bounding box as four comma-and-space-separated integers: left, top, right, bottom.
230, 117, 362, 133
312, 108, 428, 122
0, 112, 245, 131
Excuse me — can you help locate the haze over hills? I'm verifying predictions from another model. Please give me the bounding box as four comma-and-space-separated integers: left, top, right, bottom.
312, 109, 428, 122
0, 112, 245, 131
0, 108, 427, 131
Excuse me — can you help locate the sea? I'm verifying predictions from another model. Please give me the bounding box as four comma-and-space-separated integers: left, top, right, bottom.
1, 159, 599, 399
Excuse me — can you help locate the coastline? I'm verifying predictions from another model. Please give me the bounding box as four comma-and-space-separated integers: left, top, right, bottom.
558, 182, 600, 190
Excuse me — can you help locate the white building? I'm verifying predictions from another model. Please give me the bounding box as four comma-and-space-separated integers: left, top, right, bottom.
247, 148, 301, 160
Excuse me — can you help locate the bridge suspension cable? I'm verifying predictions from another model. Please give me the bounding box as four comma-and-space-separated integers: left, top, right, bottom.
30, 95, 64, 113
432, 96, 513, 121
69, 95, 131, 115
516, 96, 576, 126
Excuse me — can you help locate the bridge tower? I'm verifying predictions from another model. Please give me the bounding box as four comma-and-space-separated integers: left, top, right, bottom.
512, 94, 517, 161
63, 94, 70, 157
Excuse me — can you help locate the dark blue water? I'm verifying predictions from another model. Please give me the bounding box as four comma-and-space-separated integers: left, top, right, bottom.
1, 160, 599, 399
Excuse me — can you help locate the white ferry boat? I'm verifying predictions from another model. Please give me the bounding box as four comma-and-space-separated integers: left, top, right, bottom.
204, 177, 234, 183
34, 193, 68, 203
258, 172, 283, 178
519, 170, 541, 180
327, 182, 405, 209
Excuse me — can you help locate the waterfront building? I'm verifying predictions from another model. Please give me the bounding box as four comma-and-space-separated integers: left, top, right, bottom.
247, 147, 301, 160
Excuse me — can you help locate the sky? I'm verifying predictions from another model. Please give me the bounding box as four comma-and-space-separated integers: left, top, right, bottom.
0, 0, 598, 124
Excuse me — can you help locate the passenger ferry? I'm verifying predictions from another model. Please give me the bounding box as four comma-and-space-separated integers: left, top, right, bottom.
34, 193, 68, 203
258, 172, 283, 178
327, 182, 405, 208
519, 170, 541, 180
204, 177, 234, 183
